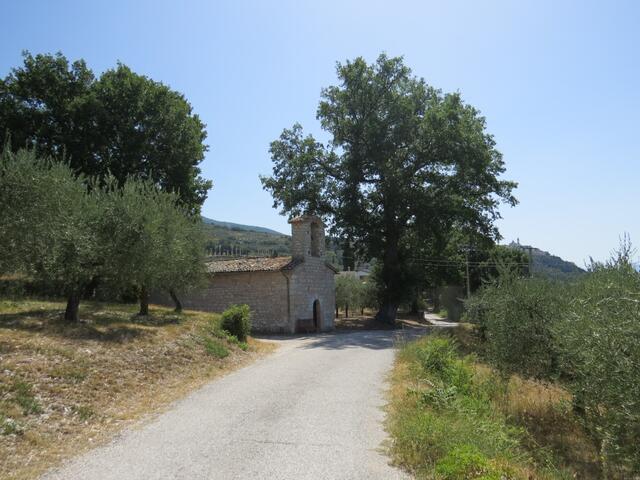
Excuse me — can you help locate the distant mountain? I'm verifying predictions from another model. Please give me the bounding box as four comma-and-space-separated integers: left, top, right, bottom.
201, 217, 285, 236
507, 241, 586, 280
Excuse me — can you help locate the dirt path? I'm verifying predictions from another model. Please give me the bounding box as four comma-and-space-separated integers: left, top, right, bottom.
43, 329, 422, 480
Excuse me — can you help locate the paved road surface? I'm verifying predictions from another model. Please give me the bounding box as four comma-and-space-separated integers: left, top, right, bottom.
43, 329, 419, 480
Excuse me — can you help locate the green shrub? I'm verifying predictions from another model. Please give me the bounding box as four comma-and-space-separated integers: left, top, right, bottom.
435, 445, 506, 480
409, 337, 474, 396
413, 337, 458, 376
204, 314, 224, 338
221, 304, 252, 342
202, 337, 229, 358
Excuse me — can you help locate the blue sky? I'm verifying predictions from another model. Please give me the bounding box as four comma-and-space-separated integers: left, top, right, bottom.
1, 0, 638, 265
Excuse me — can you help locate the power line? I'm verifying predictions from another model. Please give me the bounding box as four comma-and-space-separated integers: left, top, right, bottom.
333, 253, 530, 268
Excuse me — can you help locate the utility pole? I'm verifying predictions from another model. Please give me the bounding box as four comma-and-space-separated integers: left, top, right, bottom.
526, 246, 533, 277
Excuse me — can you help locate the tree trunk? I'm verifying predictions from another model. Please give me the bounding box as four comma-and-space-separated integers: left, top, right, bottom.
345, 304, 349, 319
376, 302, 398, 324
335, 306, 339, 318
375, 233, 401, 325
138, 286, 149, 316
432, 288, 440, 313
64, 292, 81, 322
342, 238, 355, 272
169, 289, 182, 313
410, 298, 419, 315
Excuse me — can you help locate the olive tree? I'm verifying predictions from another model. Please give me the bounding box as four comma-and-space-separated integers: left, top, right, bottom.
0, 147, 206, 320
335, 274, 362, 318
556, 241, 640, 475
0, 148, 102, 321
81, 176, 207, 315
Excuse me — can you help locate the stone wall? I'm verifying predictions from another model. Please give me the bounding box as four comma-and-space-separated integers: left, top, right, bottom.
151, 271, 291, 333
290, 257, 335, 332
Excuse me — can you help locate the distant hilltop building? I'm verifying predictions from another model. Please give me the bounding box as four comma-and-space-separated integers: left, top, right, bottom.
153, 215, 337, 333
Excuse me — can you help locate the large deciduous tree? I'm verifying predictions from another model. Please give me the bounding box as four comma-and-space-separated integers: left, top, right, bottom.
0, 51, 211, 214
261, 54, 517, 323
91, 64, 211, 213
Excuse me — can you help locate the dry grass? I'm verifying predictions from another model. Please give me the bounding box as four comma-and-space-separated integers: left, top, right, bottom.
0, 298, 275, 480
498, 373, 600, 478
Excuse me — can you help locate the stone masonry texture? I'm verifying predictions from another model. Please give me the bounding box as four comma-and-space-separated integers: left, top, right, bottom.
151, 215, 335, 334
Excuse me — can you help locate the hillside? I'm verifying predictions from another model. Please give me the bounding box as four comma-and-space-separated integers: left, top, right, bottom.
508, 241, 585, 279
200, 217, 345, 265
202, 217, 284, 236
201, 217, 291, 257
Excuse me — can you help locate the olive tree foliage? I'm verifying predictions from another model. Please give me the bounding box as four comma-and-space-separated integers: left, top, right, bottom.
151, 193, 208, 312
335, 274, 362, 318
555, 240, 640, 475
360, 280, 379, 313
0, 52, 211, 214
465, 266, 565, 379
465, 239, 640, 476
262, 54, 516, 323
0, 148, 103, 321
98, 179, 207, 314
0, 148, 206, 320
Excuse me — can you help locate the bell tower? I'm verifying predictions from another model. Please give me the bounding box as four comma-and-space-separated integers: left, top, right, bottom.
289, 215, 325, 261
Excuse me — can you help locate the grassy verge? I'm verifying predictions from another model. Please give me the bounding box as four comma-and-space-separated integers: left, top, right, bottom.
0, 298, 274, 480
387, 332, 599, 479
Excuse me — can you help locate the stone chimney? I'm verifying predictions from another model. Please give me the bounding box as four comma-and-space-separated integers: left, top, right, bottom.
289, 215, 325, 261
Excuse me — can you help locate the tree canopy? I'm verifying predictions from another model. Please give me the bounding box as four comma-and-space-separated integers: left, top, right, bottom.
0, 52, 211, 214
262, 54, 517, 322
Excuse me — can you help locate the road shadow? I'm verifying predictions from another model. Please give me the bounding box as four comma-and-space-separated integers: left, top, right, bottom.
0, 309, 149, 343
291, 324, 430, 351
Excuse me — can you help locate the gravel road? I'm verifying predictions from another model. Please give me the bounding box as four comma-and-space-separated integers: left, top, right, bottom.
43, 329, 417, 480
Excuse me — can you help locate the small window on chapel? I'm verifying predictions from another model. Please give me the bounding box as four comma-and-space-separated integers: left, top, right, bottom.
310, 222, 321, 257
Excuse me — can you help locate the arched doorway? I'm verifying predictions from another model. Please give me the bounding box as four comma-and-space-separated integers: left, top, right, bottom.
313, 299, 321, 331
